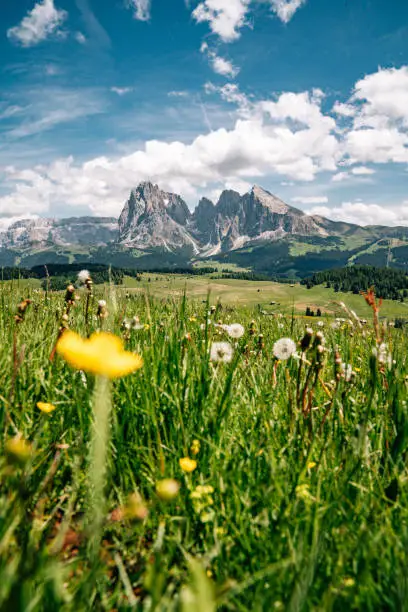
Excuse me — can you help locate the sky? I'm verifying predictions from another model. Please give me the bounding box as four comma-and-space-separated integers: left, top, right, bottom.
0, 0, 408, 227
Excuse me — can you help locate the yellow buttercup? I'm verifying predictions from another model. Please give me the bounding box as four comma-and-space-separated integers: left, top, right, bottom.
57, 331, 143, 379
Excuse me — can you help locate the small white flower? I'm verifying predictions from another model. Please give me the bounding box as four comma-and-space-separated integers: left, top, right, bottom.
317, 321, 324, 327
98, 300, 107, 308
210, 341, 234, 363
341, 363, 353, 382
278, 323, 284, 329
77, 269, 90, 284
273, 337, 297, 360
225, 323, 245, 339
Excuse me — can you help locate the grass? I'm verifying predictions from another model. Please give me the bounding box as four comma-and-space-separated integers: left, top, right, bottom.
1, 278, 408, 610
123, 274, 408, 318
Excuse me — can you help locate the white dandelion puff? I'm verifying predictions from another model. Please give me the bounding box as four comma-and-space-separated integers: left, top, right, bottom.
273, 338, 297, 360
341, 363, 353, 382
210, 341, 234, 363
98, 300, 107, 308
77, 269, 91, 284
317, 321, 324, 328
225, 323, 245, 339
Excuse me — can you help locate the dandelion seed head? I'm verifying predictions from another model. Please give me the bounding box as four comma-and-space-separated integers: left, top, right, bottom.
226, 323, 245, 339
210, 341, 234, 363
98, 300, 107, 308
273, 337, 296, 360
77, 269, 90, 284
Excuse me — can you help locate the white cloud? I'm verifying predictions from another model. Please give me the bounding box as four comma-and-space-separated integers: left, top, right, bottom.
111, 87, 133, 96
4, 88, 106, 139
307, 201, 408, 227
7, 0, 67, 47
331, 172, 349, 182
350, 166, 375, 175
192, 0, 307, 41
0, 87, 340, 217
193, 0, 250, 42
75, 31, 86, 44
332, 101, 356, 117
291, 196, 328, 205
201, 43, 239, 78
342, 67, 408, 165
127, 0, 151, 21
268, 0, 307, 23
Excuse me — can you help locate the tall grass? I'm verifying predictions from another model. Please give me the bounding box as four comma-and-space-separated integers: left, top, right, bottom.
0, 282, 407, 610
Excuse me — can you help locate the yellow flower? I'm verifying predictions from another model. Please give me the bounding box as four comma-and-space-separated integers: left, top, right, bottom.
5, 437, 33, 466
56, 331, 143, 379
156, 479, 180, 501
307, 461, 317, 469
37, 402, 56, 414
179, 457, 197, 473
189, 317, 197, 323
190, 439, 200, 456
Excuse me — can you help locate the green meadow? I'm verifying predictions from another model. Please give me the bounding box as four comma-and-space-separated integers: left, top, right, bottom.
1, 275, 408, 610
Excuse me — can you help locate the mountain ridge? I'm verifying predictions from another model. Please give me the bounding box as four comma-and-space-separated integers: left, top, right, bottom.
1, 181, 408, 277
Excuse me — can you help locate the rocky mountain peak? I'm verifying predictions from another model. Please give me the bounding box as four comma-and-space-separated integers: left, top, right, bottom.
250, 185, 290, 215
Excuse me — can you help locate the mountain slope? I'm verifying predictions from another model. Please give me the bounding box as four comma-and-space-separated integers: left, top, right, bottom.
1, 181, 408, 277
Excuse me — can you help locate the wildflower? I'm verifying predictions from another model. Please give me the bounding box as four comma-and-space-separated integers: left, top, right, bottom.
210, 341, 234, 363
77, 269, 91, 284
56, 331, 143, 379
317, 320, 324, 327
5, 437, 32, 466
341, 363, 353, 382
179, 457, 197, 473
122, 493, 148, 521
343, 578, 355, 588
225, 323, 245, 339
190, 484, 215, 522
273, 338, 296, 360
307, 461, 317, 469
189, 316, 197, 323
156, 479, 180, 501
37, 401, 56, 414
190, 439, 200, 456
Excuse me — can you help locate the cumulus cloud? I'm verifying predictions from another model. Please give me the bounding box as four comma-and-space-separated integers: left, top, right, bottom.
193, 0, 250, 42
127, 0, 151, 21
201, 42, 239, 78
0, 87, 340, 217
307, 201, 408, 227
192, 0, 307, 41
7, 0, 67, 47
268, 0, 307, 23
291, 196, 328, 205
342, 67, 408, 165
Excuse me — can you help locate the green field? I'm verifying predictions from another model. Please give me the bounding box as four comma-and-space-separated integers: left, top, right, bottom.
122, 274, 408, 318
1, 276, 408, 610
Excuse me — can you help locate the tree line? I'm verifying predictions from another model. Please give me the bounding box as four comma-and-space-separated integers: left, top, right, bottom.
302, 266, 408, 301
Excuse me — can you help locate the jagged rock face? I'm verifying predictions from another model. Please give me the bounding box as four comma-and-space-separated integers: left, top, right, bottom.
1, 217, 118, 249
118, 182, 197, 252
189, 185, 327, 252
0, 182, 356, 261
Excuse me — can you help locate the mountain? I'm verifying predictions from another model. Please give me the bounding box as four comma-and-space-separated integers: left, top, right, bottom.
1, 181, 408, 278
1, 217, 118, 250
118, 182, 199, 253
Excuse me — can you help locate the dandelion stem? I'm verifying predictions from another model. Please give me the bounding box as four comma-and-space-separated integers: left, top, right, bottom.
88, 375, 112, 561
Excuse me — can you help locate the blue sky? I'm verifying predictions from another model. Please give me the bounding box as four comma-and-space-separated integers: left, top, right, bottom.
1, 0, 408, 226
